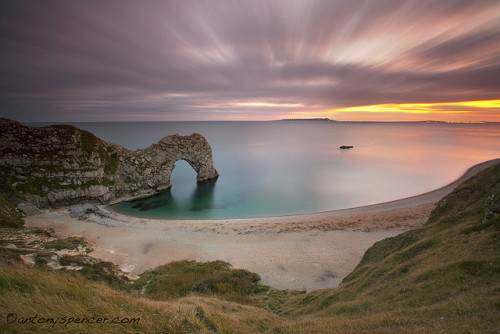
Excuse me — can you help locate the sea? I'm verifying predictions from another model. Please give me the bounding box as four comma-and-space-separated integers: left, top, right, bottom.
30, 121, 500, 219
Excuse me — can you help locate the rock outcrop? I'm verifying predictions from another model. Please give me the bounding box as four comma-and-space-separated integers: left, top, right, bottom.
0, 118, 218, 208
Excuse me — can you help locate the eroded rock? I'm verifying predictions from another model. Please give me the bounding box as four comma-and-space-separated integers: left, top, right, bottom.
0, 118, 218, 208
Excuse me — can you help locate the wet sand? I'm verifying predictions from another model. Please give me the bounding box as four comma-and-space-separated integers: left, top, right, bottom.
24, 159, 499, 291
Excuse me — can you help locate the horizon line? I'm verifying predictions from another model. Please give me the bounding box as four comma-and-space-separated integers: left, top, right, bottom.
12, 118, 499, 124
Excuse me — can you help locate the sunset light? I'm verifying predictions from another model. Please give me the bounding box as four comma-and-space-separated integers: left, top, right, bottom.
0, 1, 499, 122
330, 100, 500, 117
1, 2, 500, 331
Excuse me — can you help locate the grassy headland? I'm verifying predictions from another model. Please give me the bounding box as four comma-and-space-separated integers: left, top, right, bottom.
0, 162, 499, 333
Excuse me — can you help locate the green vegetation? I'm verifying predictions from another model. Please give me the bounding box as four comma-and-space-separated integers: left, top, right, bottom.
41, 237, 88, 251
1, 124, 120, 203
0, 263, 282, 333
0, 162, 499, 333
271, 161, 500, 332
100, 149, 120, 174
65, 256, 132, 290
97, 145, 120, 175
132, 260, 263, 302
46, 124, 100, 154
76, 129, 121, 182
14, 176, 116, 198
16, 175, 63, 197
81, 128, 121, 174
79, 129, 98, 153
0, 191, 23, 228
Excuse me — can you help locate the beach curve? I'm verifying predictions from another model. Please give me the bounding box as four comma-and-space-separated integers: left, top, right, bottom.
24, 158, 500, 291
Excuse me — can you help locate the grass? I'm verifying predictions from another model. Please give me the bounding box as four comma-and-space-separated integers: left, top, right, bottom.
0, 263, 283, 333
80, 128, 121, 175
69, 259, 132, 291
1, 123, 119, 204
41, 237, 88, 251
79, 129, 98, 153
132, 260, 264, 303
271, 162, 500, 332
98, 147, 120, 174
0, 162, 499, 333
0, 191, 24, 228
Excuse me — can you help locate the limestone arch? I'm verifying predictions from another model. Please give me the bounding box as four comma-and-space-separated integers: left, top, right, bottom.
155, 133, 219, 187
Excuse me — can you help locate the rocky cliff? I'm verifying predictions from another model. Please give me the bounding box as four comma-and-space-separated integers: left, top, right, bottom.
0, 118, 218, 208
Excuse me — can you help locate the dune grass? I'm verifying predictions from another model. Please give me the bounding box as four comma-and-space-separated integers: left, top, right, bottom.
0, 263, 283, 333
132, 260, 265, 304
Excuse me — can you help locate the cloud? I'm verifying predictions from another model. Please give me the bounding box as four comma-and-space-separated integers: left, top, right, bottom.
0, 0, 499, 121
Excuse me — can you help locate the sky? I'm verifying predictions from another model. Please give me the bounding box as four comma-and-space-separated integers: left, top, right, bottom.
1, 0, 499, 122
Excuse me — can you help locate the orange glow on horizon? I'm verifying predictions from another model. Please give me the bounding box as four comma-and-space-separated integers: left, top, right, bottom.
203, 99, 500, 122
329, 100, 500, 115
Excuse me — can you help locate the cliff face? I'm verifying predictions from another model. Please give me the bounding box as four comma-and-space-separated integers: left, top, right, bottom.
0, 118, 218, 208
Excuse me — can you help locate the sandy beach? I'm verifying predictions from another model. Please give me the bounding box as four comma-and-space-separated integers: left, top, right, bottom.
24, 159, 499, 291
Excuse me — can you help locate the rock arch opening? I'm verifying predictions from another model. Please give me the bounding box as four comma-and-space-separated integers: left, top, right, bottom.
170, 159, 197, 185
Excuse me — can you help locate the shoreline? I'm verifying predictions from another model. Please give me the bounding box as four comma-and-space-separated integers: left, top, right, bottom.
24, 158, 500, 291
104, 157, 500, 232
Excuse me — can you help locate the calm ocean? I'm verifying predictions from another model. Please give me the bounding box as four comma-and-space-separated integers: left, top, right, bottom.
31, 121, 500, 219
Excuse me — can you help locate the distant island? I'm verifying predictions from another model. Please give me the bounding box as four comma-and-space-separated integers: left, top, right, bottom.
279, 118, 334, 122
278, 119, 493, 124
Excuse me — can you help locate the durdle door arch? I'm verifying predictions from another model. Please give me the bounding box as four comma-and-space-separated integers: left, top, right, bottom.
154, 133, 219, 185
0, 118, 219, 208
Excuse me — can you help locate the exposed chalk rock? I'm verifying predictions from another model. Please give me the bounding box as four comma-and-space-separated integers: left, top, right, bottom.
0, 118, 218, 208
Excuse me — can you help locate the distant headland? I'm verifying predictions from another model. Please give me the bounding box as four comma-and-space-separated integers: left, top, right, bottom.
277, 118, 493, 124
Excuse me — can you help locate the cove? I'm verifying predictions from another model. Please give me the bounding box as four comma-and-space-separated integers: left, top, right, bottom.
105, 121, 500, 220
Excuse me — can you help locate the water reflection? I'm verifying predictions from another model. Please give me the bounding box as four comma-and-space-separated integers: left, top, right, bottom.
129, 189, 178, 212
189, 178, 223, 213
119, 178, 220, 218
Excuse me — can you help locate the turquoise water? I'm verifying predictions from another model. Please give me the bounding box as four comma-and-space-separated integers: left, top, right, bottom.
33, 121, 500, 219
